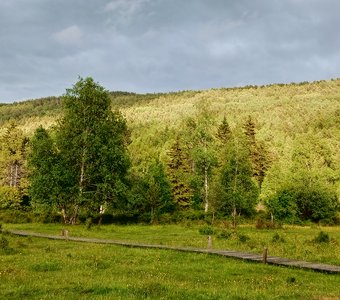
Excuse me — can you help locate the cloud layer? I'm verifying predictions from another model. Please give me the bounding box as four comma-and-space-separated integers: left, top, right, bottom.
1, 0, 340, 102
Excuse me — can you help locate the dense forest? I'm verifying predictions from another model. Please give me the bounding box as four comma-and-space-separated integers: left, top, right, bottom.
0, 78, 339, 225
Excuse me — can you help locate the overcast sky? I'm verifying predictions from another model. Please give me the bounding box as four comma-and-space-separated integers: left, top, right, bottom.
1, 0, 340, 103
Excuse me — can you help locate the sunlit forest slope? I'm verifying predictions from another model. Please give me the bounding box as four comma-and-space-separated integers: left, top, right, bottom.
1, 79, 339, 202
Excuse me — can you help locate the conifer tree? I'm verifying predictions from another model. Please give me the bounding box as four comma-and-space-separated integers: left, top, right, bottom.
167, 139, 191, 209
243, 116, 269, 189
217, 116, 231, 145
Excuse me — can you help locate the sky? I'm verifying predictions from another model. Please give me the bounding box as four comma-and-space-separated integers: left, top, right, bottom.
1, 0, 340, 103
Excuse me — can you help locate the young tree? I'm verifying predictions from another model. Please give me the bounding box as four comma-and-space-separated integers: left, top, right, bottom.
184, 104, 217, 212
145, 160, 173, 223
219, 132, 259, 228
28, 126, 74, 222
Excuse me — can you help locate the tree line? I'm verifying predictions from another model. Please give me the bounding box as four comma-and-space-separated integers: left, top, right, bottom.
0, 78, 338, 225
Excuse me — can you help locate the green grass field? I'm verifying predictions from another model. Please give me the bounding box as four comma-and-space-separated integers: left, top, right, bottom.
1, 230, 340, 300
4, 223, 340, 265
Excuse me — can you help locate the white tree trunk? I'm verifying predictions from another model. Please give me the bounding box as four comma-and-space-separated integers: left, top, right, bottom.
204, 166, 209, 213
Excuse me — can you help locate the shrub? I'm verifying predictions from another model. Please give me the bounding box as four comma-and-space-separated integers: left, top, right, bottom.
313, 231, 330, 243
199, 226, 215, 235
217, 230, 232, 239
272, 233, 285, 243
0, 186, 22, 209
266, 184, 339, 223
238, 233, 250, 243
86, 217, 93, 230
0, 236, 9, 249
0, 210, 32, 223
255, 217, 275, 229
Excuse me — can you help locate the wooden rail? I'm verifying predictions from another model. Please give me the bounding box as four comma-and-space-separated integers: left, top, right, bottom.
6, 229, 340, 274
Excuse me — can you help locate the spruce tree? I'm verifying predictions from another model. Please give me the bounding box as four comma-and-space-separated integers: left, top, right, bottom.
167, 139, 191, 209
243, 116, 269, 189
217, 116, 231, 145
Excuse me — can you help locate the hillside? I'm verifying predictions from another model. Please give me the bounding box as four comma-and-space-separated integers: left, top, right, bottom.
1, 79, 340, 203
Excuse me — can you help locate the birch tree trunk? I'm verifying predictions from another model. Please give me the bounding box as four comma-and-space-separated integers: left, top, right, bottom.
204, 166, 209, 213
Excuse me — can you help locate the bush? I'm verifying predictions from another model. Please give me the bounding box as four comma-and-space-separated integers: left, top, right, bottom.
255, 217, 274, 229
238, 233, 250, 243
33, 211, 63, 224
0, 236, 9, 249
86, 217, 93, 230
313, 231, 330, 243
272, 233, 285, 243
0, 210, 33, 223
0, 186, 22, 209
217, 230, 232, 239
266, 184, 339, 223
199, 226, 215, 235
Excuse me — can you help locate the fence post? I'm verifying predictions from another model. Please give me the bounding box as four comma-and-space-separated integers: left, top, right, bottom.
263, 247, 268, 263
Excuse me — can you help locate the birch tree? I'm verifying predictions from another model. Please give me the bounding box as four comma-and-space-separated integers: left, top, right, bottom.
31, 77, 131, 223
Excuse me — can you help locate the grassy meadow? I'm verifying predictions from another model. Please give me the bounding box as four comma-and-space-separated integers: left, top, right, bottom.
4, 223, 340, 266
1, 226, 340, 299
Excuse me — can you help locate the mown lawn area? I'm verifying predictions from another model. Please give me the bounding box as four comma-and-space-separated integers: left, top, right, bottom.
0, 231, 340, 299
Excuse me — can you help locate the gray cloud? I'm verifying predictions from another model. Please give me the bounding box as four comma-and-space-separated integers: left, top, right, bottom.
1, 0, 340, 102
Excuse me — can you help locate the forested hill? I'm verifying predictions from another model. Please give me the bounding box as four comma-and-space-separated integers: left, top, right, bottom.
1, 79, 340, 203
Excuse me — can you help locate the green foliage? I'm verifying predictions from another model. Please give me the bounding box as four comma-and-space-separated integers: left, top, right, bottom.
218, 132, 259, 217
1, 78, 340, 224
216, 116, 231, 144
28, 126, 74, 219
238, 233, 250, 243
0, 97, 62, 125
255, 217, 277, 229
266, 189, 299, 223
198, 225, 215, 235
243, 116, 270, 189
0, 122, 29, 206
57, 78, 131, 215
28, 77, 131, 224
313, 231, 330, 243
217, 230, 232, 239
0, 186, 21, 209
272, 233, 285, 243
0, 236, 9, 249
0, 210, 32, 223
144, 160, 173, 222
267, 184, 338, 223
167, 139, 192, 209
